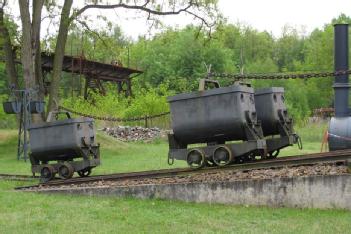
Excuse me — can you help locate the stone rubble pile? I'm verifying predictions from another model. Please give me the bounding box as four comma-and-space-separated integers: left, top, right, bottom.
101, 126, 166, 142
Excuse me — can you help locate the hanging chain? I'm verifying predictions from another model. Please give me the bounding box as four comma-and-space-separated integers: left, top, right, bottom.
208, 70, 351, 81
58, 106, 169, 122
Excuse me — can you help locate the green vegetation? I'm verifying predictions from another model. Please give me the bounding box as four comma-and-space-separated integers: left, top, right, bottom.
0, 126, 350, 233
1, 180, 351, 234
1, 4, 350, 233
2, 14, 351, 124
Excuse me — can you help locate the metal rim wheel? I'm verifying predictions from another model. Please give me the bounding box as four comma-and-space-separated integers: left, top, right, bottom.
77, 168, 91, 177
40, 165, 55, 183
186, 149, 206, 169
268, 150, 280, 159
58, 163, 74, 179
247, 153, 256, 162
212, 146, 233, 166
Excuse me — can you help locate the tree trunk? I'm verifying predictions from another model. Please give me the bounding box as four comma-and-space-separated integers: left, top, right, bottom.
18, 0, 45, 123
0, 7, 19, 91
32, 0, 45, 121
32, 0, 44, 100
47, 0, 73, 113
18, 0, 35, 89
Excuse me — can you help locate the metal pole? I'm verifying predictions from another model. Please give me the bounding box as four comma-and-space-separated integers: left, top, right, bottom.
334, 24, 350, 117
23, 90, 29, 161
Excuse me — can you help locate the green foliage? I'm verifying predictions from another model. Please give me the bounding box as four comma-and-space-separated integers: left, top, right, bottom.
125, 84, 171, 118
0, 94, 17, 129
2, 13, 351, 125
61, 84, 170, 120
62, 92, 129, 118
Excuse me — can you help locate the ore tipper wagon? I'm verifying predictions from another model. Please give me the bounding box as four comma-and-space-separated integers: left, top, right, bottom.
167, 80, 299, 168
29, 112, 100, 182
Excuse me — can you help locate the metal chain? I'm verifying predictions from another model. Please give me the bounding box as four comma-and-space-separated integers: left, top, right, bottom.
208, 70, 351, 80
58, 70, 350, 121
58, 106, 170, 122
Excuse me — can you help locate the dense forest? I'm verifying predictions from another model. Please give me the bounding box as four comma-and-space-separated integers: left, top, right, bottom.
1, 12, 351, 127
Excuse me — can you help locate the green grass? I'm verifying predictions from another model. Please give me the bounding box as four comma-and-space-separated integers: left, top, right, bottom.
0, 180, 351, 234
0, 124, 350, 233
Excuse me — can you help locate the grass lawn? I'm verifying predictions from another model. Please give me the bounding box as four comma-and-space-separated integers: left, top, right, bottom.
0, 123, 350, 233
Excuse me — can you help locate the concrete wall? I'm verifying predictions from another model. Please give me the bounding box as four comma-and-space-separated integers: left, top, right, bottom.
39, 174, 351, 210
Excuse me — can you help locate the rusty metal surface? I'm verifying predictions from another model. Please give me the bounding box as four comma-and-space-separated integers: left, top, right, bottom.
41, 53, 142, 82
58, 106, 170, 122
209, 69, 351, 81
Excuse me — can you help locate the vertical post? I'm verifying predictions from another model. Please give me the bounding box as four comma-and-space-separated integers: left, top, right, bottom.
334, 24, 350, 117
117, 81, 123, 94
17, 91, 23, 160
84, 76, 89, 100
127, 79, 132, 97
127, 46, 130, 68
23, 90, 28, 161
144, 116, 148, 128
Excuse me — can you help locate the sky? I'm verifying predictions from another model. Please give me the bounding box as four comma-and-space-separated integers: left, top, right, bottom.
4, 0, 351, 39
75, 0, 351, 39
217, 0, 351, 37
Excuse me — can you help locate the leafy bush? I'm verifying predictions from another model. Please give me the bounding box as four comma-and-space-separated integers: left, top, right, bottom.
61, 85, 171, 120
0, 94, 17, 129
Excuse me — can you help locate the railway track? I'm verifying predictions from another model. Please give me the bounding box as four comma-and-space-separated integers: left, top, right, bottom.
0, 174, 37, 181
15, 149, 351, 190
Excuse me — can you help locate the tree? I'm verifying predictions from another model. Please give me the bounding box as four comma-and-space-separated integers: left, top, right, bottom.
0, 1, 19, 91
1, 0, 220, 117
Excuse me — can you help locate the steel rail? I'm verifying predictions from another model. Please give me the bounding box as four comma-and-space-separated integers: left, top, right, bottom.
15, 149, 351, 190
0, 174, 37, 181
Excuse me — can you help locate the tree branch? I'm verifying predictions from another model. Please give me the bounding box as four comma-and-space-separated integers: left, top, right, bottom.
76, 18, 110, 50
0, 0, 7, 9
70, 1, 194, 22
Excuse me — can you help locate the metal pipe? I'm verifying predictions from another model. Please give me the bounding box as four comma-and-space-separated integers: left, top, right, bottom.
334, 24, 350, 117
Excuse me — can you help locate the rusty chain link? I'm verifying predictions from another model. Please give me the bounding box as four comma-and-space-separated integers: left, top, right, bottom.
208, 70, 351, 81
58, 106, 170, 122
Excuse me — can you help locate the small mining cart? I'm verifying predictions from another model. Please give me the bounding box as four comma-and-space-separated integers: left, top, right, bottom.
29, 112, 100, 182
167, 80, 266, 168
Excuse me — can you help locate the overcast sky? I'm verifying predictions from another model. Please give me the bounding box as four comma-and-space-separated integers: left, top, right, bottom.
77, 0, 351, 39
5, 0, 351, 39
219, 0, 351, 35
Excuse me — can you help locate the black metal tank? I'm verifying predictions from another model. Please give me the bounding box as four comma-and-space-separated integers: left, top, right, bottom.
255, 87, 291, 136
29, 117, 98, 161
328, 24, 351, 151
168, 84, 262, 145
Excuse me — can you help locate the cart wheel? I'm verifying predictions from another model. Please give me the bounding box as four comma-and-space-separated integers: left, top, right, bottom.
212, 146, 233, 166
40, 165, 55, 183
247, 153, 256, 162
268, 150, 280, 159
186, 149, 206, 169
58, 163, 74, 179
77, 168, 91, 177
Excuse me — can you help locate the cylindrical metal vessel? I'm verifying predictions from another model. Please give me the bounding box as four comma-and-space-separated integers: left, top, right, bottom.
255, 87, 290, 136
29, 117, 97, 161
334, 24, 350, 117
168, 85, 259, 144
329, 117, 351, 151
328, 24, 351, 151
